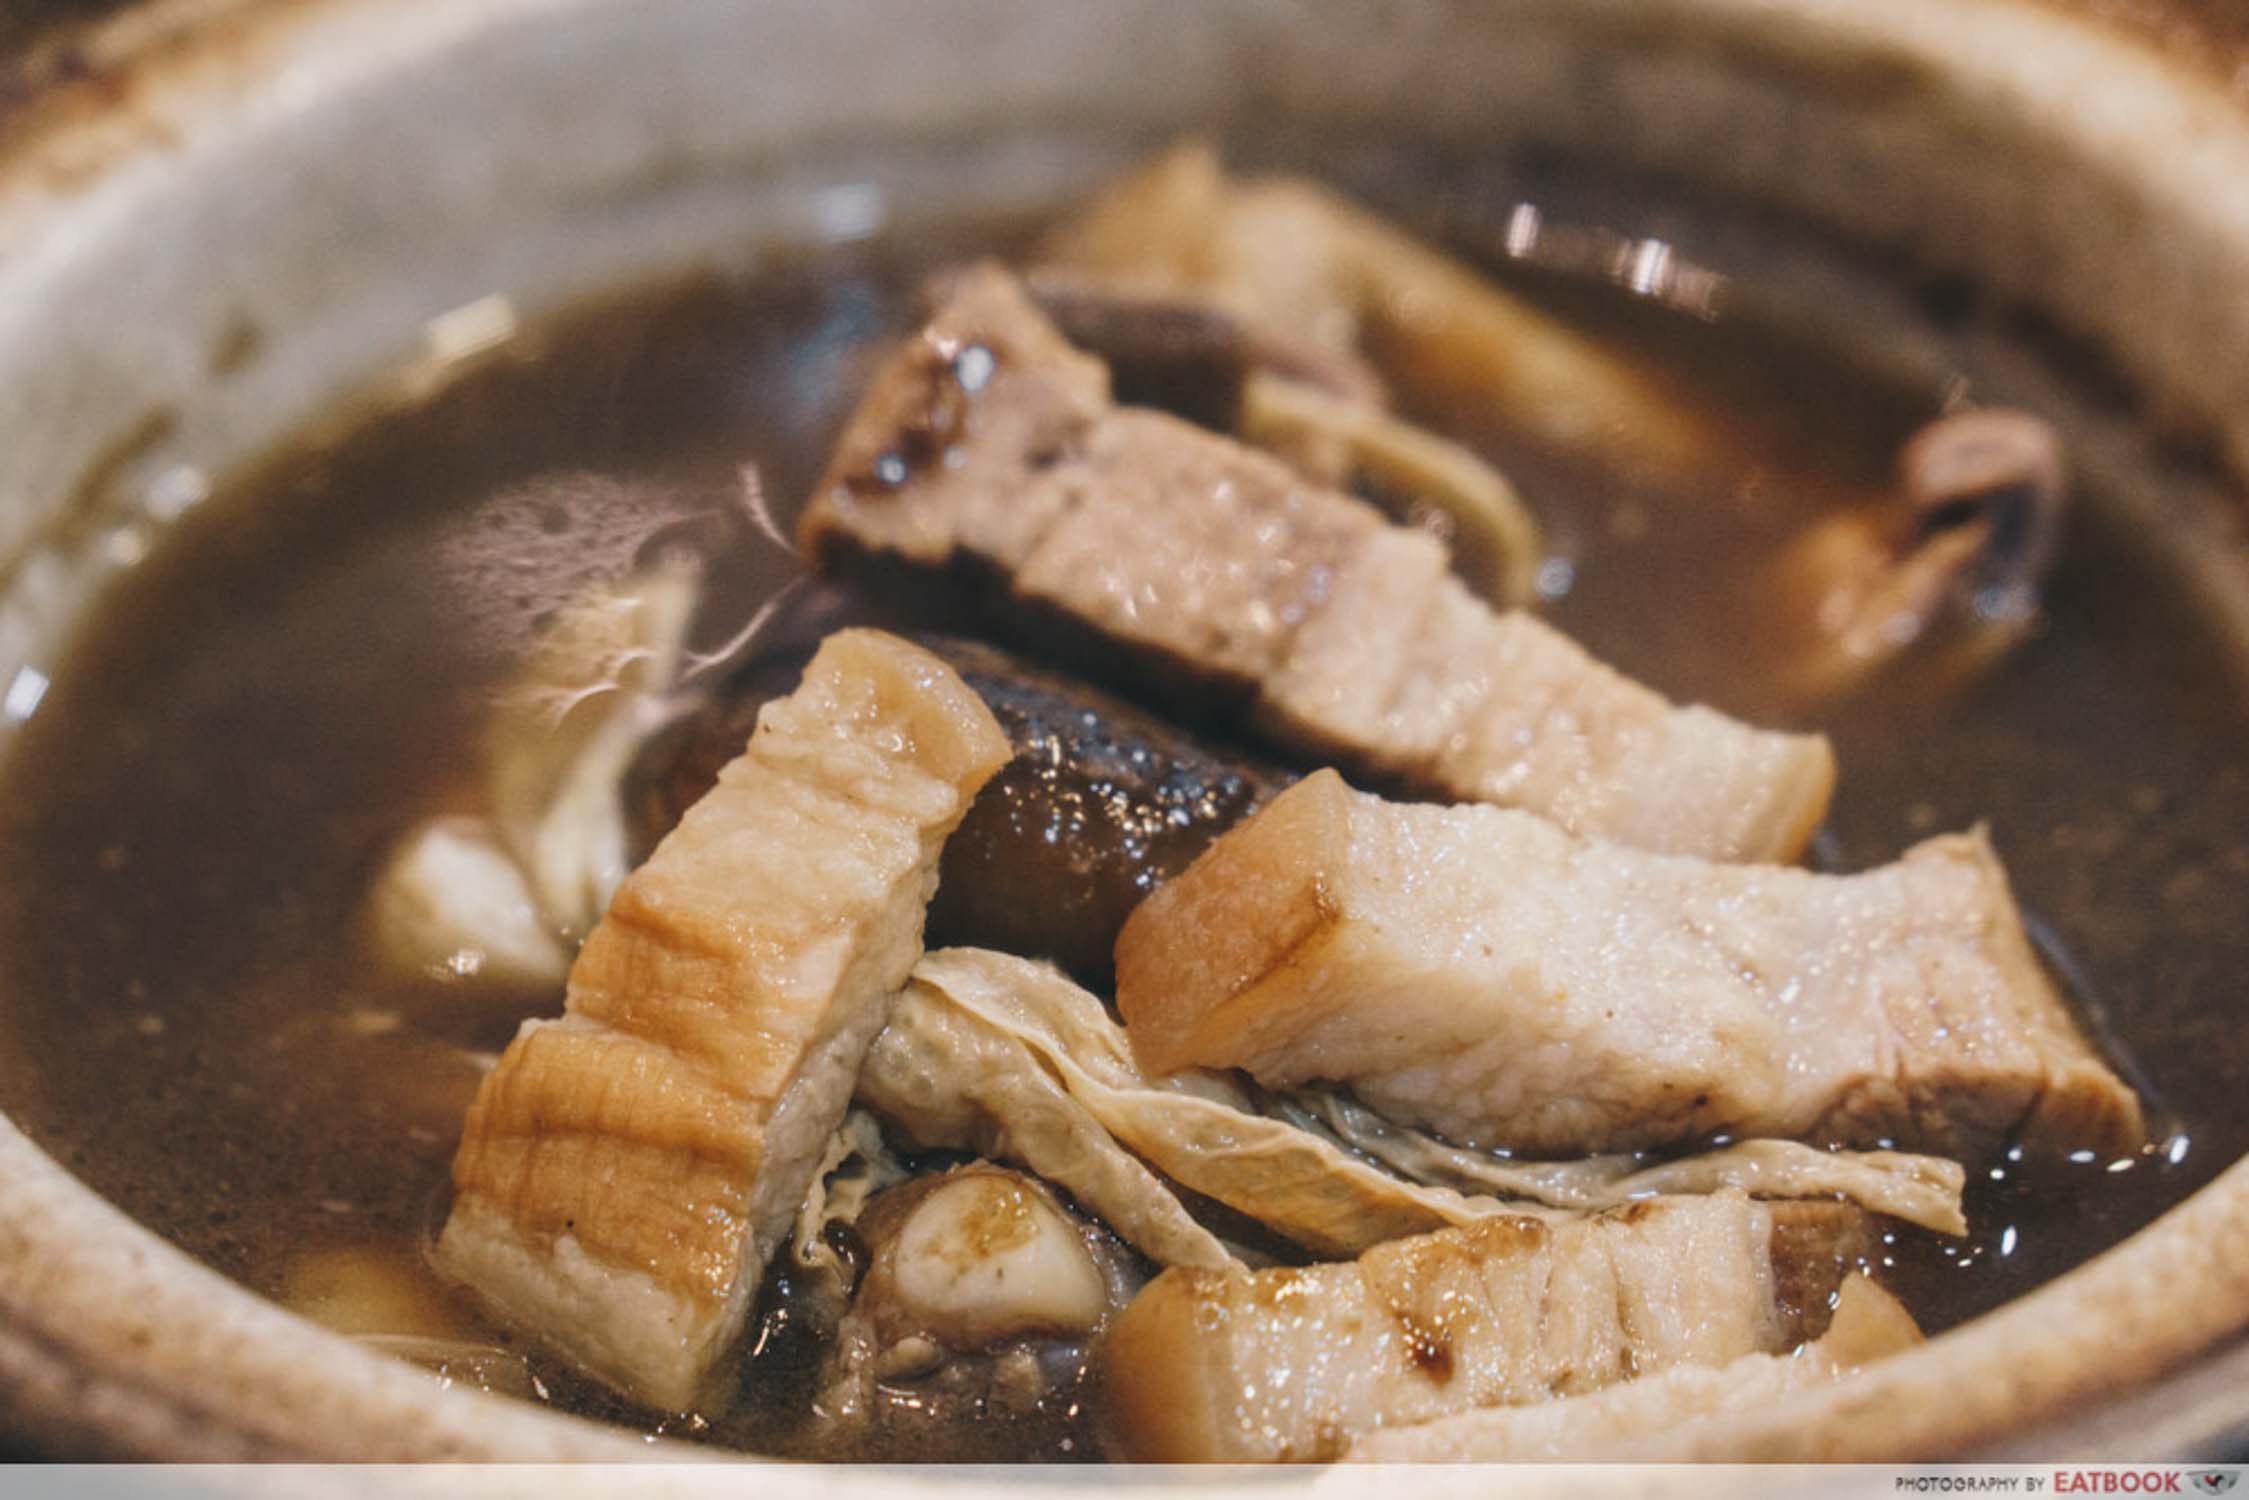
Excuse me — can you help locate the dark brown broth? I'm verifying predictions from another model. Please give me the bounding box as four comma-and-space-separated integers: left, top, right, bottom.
1, 172, 2246, 1457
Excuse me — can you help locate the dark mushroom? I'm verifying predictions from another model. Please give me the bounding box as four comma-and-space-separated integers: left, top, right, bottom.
800, 1164, 1138, 1461
1898, 406, 2066, 612
1023, 266, 1387, 422
1774, 407, 2067, 704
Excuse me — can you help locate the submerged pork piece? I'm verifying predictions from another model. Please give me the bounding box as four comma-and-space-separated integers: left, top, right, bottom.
1346, 1273, 1922, 1462
1099, 1190, 1869, 1462
435, 629, 1010, 1411
799, 264, 1832, 862
1038, 141, 1723, 476
1118, 770, 2143, 1159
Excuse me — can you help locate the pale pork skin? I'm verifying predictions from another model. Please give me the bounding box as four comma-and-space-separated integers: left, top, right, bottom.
798, 265, 1834, 863
1098, 1190, 1867, 1463
1345, 1274, 1922, 1462
436, 630, 1010, 1412
1116, 770, 2143, 1159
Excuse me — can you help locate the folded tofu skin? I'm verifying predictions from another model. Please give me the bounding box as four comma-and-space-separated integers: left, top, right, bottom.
800, 265, 1835, 863
1117, 770, 2142, 1159
437, 630, 1010, 1412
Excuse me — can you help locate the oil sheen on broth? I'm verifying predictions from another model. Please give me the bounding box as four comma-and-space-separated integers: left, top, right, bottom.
0, 170, 2245, 1460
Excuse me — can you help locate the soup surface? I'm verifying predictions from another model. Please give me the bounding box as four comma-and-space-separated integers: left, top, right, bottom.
3, 147, 2247, 1459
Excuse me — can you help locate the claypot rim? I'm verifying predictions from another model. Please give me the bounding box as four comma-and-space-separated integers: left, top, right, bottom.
3, 0, 2248, 1468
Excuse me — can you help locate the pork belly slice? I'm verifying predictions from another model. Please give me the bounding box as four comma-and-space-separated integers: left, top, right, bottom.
799, 264, 1832, 862
1267, 539, 1834, 861
436, 629, 1010, 1411
1098, 1190, 1867, 1463
1116, 770, 2143, 1159
1346, 1273, 1921, 1462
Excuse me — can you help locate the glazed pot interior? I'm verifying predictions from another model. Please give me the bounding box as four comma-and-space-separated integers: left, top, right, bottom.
2, 0, 2248, 1463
